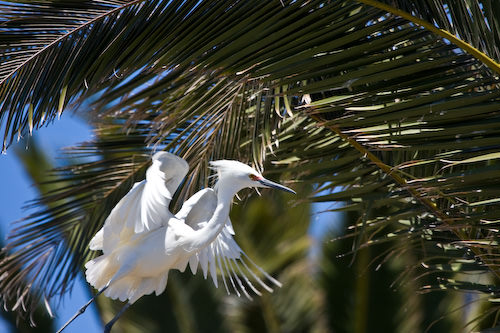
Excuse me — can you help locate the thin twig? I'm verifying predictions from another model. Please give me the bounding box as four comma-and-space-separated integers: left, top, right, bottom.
57, 286, 108, 333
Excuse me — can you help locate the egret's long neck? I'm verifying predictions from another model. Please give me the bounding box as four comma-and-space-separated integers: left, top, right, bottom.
190, 177, 239, 250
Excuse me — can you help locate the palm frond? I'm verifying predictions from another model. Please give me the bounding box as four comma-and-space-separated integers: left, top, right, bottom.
0, 0, 196, 150
271, 27, 500, 325
378, 0, 500, 63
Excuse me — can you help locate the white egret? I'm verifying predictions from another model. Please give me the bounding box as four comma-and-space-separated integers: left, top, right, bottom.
58, 152, 295, 332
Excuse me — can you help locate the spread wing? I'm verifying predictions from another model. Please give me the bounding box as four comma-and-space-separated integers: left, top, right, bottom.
176, 189, 281, 299
89, 152, 189, 253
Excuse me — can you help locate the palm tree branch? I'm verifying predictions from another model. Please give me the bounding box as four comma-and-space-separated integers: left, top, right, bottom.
378, 0, 500, 64
0, 0, 146, 86
309, 114, 500, 280
357, 0, 500, 75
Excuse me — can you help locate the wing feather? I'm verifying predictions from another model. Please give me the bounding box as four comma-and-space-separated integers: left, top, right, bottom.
188, 254, 198, 275
215, 243, 231, 295
175, 187, 281, 298
135, 152, 188, 233
90, 152, 188, 253
199, 250, 208, 279
175, 188, 217, 228
209, 245, 218, 288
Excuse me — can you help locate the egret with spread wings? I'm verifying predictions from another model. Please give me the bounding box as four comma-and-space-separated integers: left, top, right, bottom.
58, 152, 295, 332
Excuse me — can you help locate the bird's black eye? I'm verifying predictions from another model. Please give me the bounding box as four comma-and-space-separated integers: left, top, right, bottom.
249, 174, 261, 181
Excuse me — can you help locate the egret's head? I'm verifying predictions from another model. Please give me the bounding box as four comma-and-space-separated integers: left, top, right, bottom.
209, 160, 295, 194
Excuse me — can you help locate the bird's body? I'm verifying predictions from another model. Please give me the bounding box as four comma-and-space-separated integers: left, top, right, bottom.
84, 152, 294, 306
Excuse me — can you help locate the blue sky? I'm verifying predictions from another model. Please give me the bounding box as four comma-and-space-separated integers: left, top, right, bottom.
0, 116, 102, 332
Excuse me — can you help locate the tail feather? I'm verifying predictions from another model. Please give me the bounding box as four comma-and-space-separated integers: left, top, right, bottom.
89, 229, 104, 251
154, 274, 168, 296
85, 255, 117, 291
104, 277, 134, 302
103, 276, 166, 304
85, 255, 169, 304
129, 278, 154, 303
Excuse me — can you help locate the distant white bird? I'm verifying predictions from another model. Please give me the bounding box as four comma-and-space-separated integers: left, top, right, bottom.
58, 152, 295, 333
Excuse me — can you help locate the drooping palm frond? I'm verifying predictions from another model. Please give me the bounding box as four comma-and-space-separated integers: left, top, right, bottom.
378, 0, 500, 63
268, 24, 500, 327
2, 0, 500, 328
0, 0, 147, 149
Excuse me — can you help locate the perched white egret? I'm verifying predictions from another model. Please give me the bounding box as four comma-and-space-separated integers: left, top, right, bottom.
58, 152, 295, 332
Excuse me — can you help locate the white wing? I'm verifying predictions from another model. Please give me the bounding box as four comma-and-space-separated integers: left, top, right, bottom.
89, 152, 189, 253
176, 189, 281, 299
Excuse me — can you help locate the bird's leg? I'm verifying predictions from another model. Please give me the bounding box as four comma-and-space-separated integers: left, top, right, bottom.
103, 303, 131, 333
57, 286, 108, 333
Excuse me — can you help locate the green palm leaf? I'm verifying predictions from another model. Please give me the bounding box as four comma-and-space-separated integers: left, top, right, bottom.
378, 0, 500, 63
